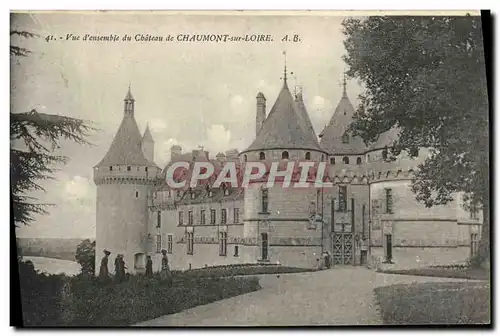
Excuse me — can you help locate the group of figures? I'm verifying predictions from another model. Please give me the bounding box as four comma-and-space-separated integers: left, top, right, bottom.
98, 249, 172, 283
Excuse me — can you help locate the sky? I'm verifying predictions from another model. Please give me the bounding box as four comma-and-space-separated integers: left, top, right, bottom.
11, 11, 365, 238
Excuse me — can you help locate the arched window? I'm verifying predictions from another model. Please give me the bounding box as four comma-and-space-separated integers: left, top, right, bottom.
109, 166, 113, 171
356, 157, 362, 164
127, 166, 131, 172
259, 152, 266, 160
330, 157, 335, 165
382, 147, 388, 161
281, 151, 289, 160
342, 156, 349, 164
243, 154, 247, 162
342, 133, 349, 144
305, 152, 311, 160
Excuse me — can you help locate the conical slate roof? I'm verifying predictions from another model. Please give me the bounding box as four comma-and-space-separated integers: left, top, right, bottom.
242, 82, 323, 153
97, 115, 152, 166
319, 91, 367, 155
142, 124, 154, 143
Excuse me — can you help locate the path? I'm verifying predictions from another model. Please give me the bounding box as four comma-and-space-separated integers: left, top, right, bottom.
136, 267, 484, 326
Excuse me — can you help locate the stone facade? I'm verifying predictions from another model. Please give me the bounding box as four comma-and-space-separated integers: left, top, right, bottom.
94, 79, 483, 274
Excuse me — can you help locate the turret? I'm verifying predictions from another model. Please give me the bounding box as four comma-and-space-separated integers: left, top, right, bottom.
93, 86, 159, 276
141, 124, 154, 162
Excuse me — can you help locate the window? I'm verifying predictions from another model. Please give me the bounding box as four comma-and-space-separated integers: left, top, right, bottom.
342, 156, 349, 164
281, 151, 289, 160
127, 166, 131, 171
362, 204, 366, 239
145, 167, 148, 172
200, 210, 206, 225
356, 157, 362, 165
470, 233, 479, 257
305, 152, 311, 160
385, 234, 393, 263
259, 152, 266, 160
221, 209, 227, 224
178, 211, 184, 225
338, 186, 347, 212
135, 191, 139, 198
109, 166, 113, 171
261, 188, 269, 213
191, 192, 195, 199
210, 209, 216, 224
156, 234, 162, 253
176, 190, 181, 197
187, 232, 194, 255
219, 232, 227, 256
224, 188, 230, 196
385, 188, 393, 214
382, 147, 388, 161
188, 211, 193, 225
261, 233, 269, 260
342, 133, 349, 144
234, 208, 240, 224
234, 245, 239, 257
168, 190, 172, 198
156, 211, 161, 228
208, 190, 213, 197
167, 234, 173, 254
330, 157, 335, 165
243, 155, 247, 162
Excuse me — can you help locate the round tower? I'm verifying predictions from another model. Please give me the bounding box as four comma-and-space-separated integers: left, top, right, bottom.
93, 86, 159, 275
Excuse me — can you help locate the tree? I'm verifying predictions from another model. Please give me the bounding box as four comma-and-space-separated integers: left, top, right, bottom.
10, 30, 95, 228
75, 239, 96, 275
342, 15, 489, 264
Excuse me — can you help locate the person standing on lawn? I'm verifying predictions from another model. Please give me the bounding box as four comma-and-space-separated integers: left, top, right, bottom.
145, 255, 153, 277
115, 254, 126, 282
160, 249, 172, 284
99, 249, 111, 279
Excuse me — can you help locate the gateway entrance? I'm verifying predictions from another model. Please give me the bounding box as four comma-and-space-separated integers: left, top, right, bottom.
332, 223, 353, 265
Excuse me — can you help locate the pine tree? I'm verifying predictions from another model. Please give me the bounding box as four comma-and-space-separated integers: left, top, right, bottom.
11, 30, 95, 228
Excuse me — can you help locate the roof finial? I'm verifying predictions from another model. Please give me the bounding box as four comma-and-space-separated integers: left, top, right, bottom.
283, 51, 288, 84
342, 71, 347, 98
125, 81, 134, 101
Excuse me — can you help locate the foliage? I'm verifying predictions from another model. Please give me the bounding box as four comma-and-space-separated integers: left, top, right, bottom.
10, 30, 95, 227
75, 239, 96, 275
374, 282, 490, 324
172, 264, 315, 278
342, 15, 490, 261
18, 260, 65, 326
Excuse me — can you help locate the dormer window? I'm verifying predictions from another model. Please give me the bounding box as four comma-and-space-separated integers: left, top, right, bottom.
243, 155, 247, 162
109, 166, 113, 171
208, 190, 213, 197
342, 133, 349, 144
127, 166, 131, 172
330, 157, 335, 165
145, 167, 148, 172
305, 152, 311, 160
259, 152, 266, 160
224, 188, 230, 196
281, 151, 289, 160
356, 157, 362, 164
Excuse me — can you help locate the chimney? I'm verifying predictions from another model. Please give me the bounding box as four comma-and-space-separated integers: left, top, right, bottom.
171, 145, 182, 160
256, 92, 266, 136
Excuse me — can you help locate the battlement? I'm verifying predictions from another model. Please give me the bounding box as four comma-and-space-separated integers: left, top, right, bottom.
93, 164, 161, 185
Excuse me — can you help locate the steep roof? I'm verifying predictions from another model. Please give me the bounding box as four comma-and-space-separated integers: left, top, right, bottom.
97, 115, 153, 166
319, 91, 367, 155
370, 126, 400, 150
142, 124, 154, 143
242, 81, 323, 153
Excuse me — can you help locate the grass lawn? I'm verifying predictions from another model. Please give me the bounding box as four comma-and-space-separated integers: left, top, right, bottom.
174, 263, 315, 278
374, 282, 491, 325
378, 265, 490, 280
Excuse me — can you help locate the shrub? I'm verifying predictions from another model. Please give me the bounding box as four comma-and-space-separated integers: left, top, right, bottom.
74, 239, 95, 275
18, 260, 66, 326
